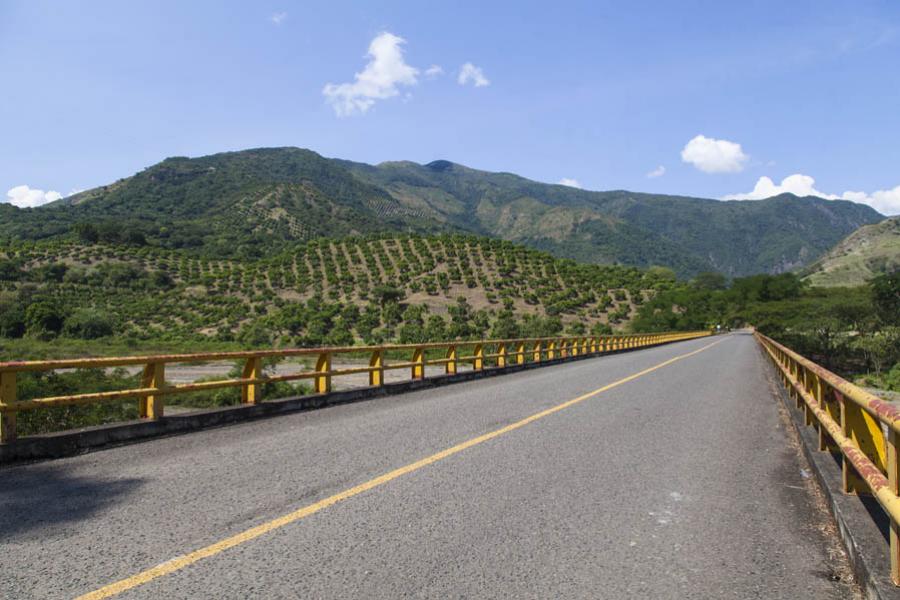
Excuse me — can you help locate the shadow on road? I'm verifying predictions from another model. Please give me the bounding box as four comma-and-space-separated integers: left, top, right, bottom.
0, 464, 144, 540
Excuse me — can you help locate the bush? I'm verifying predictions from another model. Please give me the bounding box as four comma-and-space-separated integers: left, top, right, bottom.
64, 309, 115, 339
25, 301, 65, 337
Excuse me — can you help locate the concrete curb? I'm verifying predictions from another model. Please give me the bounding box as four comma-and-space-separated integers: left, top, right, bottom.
1, 343, 680, 464
760, 346, 900, 600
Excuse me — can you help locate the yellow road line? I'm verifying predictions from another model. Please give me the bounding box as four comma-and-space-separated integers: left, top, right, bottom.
77, 336, 725, 600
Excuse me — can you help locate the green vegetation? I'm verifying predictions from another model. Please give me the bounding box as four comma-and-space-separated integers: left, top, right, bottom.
0, 147, 892, 437
803, 216, 900, 287
632, 271, 900, 391
0, 233, 672, 358
0, 147, 882, 277
0, 231, 680, 434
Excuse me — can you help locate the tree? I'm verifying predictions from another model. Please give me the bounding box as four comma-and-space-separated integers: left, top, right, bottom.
25, 301, 65, 337
63, 309, 114, 339
74, 223, 99, 243
0, 259, 20, 281
371, 285, 405, 305
692, 271, 727, 291
871, 273, 900, 326
0, 295, 25, 338
490, 309, 520, 339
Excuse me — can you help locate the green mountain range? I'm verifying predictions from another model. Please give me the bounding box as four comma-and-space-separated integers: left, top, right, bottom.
0, 147, 883, 277
803, 216, 900, 287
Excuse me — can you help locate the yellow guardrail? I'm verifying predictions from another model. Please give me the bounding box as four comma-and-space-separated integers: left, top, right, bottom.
756, 332, 900, 585
0, 331, 711, 443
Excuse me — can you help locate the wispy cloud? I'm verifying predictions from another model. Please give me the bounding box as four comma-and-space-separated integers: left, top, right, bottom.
270, 11, 287, 25
5, 185, 63, 208
458, 62, 490, 87
558, 178, 581, 188
724, 174, 900, 215
323, 32, 419, 117
646, 165, 666, 179
425, 65, 444, 78
681, 134, 748, 173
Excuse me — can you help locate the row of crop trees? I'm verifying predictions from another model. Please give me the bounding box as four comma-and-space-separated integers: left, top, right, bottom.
0, 234, 664, 343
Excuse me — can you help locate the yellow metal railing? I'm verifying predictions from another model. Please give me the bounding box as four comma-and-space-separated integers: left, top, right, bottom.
757, 332, 900, 585
0, 331, 711, 443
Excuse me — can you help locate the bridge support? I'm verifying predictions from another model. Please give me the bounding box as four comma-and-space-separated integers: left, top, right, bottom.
412, 348, 425, 380
473, 344, 484, 371
139, 362, 165, 419
315, 353, 332, 394
445, 346, 457, 375
369, 350, 384, 386
241, 357, 262, 405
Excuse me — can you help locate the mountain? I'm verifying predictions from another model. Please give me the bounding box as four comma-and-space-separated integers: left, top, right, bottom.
802, 217, 900, 287
0, 147, 883, 276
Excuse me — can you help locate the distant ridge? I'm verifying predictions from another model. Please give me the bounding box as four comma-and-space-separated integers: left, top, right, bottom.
803, 217, 900, 287
0, 146, 883, 277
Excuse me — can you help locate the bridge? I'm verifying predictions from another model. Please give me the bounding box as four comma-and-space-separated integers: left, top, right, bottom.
1, 332, 898, 598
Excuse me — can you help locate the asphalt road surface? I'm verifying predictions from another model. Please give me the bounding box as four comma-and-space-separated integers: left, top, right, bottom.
1, 333, 856, 599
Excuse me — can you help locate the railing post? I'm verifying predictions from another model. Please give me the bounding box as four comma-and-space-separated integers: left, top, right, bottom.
446, 345, 458, 375
590, 337, 598, 353
140, 362, 166, 419
547, 341, 556, 360
533, 341, 542, 362
801, 366, 815, 427
0, 372, 17, 443
840, 389, 885, 495
890, 429, 900, 584
412, 347, 425, 380
241, 357, 262, 405
473, 344, 484, 371
497, 343, 508, 368
820, 384, 840, 453
369, 348, 384, 386
315, 352, 332, 394
516, 342, 526, 365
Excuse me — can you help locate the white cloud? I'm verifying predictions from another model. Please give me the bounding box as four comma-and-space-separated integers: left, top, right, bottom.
646, 165, 666, 178
425, 65, 443, 78
558, 178, 581, 188
458, 62, 490, 87
270, 11, 287, 25
724, 174, 900, 215
5, 185, 63, 208
680, 134, 749, 173
842, 187, 900, 215
323, 32, 419, 117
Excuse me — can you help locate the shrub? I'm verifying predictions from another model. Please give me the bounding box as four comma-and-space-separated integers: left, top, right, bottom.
25, 301, 65, 337
63, 309, 115, 339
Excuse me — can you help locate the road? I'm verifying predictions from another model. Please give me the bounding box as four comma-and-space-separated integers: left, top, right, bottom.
1, 333, 856, 599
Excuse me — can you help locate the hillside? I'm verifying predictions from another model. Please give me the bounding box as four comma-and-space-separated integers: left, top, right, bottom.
803, 217, 900, 287
0, 234, 675, 352
0, 147, 883, 276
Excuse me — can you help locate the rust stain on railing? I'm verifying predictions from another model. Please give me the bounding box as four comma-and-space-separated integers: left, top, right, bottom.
756, 332, 900, 585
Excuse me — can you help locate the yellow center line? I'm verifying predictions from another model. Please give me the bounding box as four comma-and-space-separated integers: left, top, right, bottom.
77, 336, 725, 600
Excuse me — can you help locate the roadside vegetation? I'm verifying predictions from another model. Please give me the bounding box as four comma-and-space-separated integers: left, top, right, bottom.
631, 271, 900, 392
2, 230, 896, 435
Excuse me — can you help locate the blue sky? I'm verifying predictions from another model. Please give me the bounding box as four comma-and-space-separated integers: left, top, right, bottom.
2, 0, 899, 214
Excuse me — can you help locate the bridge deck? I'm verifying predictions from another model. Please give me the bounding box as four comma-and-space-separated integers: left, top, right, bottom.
1, 333, 855, 598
